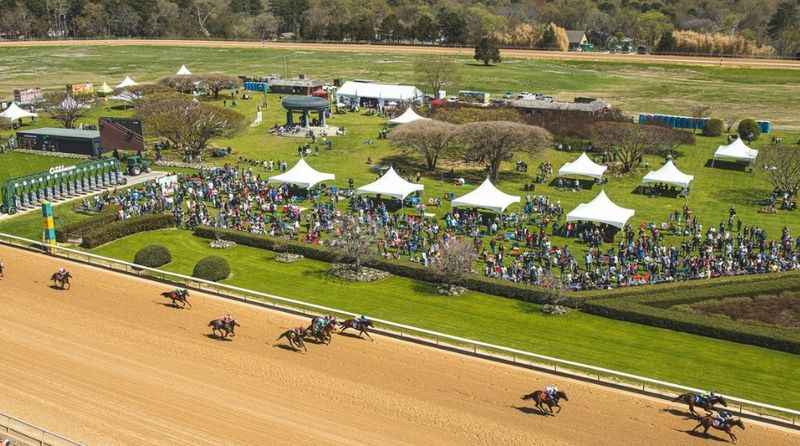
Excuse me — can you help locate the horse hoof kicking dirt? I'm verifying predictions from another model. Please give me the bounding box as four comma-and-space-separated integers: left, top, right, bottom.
277, 328, 307, 352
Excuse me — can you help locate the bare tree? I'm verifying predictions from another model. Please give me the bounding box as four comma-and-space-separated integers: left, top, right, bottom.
689, 105, 711, 134
431, 237, 478, 293
457, 121, 551, 180
647, 126, 696, 158
193, 0, 228, 37
413, 55, 461, 97
196, 74, 241, 99
136, 94, 246, 161
333, 215, 374, 273
592, 122, 663, 173
45, 92, 88, 129
761, 145, 800, 198
389, 120, 458, 171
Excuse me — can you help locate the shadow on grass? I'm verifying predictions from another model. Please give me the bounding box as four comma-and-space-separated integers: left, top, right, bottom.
547, 177, 596, 190
703, 159, 749, 172
631, 185, 683, 198
515, 301, 541, 314
715, 187, 771, 207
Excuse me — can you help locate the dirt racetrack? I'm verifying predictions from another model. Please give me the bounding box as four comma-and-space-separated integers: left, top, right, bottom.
1, 39, 800, 70
0, 244, 797, 446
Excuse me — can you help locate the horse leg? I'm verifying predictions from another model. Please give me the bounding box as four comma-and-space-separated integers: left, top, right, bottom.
691, 423, 701, 433
363, 329, 374, 341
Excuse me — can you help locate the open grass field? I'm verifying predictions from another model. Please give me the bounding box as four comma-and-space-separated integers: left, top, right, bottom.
90, 228, 800, 409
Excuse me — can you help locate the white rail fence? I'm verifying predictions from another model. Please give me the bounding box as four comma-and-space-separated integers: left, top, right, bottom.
1, 232, 798, 429
0, 410, 83, 446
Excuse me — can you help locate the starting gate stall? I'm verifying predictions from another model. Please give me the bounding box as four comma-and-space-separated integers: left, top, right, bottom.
1, 158, 120, 214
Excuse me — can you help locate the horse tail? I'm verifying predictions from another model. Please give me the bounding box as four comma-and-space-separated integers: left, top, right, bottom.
673, 393, 691, 403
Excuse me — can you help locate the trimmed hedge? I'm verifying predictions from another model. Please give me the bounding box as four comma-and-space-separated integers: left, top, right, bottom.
703, 118, 724, 137
80, 214, 175, 248
56, 211, 119, 243
192, 255, 231, 282
134, 244, 172, 268
194, 226, 571, 306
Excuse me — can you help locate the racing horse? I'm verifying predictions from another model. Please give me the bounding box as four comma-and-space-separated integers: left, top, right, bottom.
50, 270, 72, 290
161, 288, 192, 309
339, 318, 374, 341
673, 393, 728, 417
305, 316, 338, 344
691, 415, 745, 443
277, 328, 308, 352
521, 390, 569, 416
0, 260, 5, 278
208, 318, 239, 339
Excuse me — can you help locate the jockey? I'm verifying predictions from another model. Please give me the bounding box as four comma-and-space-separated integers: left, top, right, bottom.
715, 410, 733, 426
58, 267, 67, 275
356, 315, 369, 326
222, 313, 233, 324
545, 385, 559, 401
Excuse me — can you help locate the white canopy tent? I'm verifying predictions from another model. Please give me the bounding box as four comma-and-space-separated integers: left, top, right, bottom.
357, 167, 424, 200
714, 137, 758, 163
388, 108, 429, 125
0, 103, 37, 122
642, 160, 694, 189
176, 65, 192, 76
558, 153, 607, 180
116, 76, 137, 89
268, 158, 335, 189
451, 178, 520, 213
96, 82, 114, 95
566, 190, 635, 229
336, 81, 424, 105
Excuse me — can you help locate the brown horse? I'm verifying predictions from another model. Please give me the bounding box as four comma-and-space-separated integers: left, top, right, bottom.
692, 415, 745, 443
674, 393, 728, 417
340, 318, 374, 341
305, 316, 337, 344
51, 271, 72, 290
277, 328, 307, 352
208, 318, 239, 339
521, 390, 569, 416
161, 289, 191, 309
0, 260, 5, 278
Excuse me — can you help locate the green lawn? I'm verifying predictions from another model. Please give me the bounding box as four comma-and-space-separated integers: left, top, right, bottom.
92, 228, 800, 410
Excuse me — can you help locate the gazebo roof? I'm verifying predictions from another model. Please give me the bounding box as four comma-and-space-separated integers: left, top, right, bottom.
281, 95, 330, 111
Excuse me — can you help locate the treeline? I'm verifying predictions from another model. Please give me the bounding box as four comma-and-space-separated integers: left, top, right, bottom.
0, 0, 798, 57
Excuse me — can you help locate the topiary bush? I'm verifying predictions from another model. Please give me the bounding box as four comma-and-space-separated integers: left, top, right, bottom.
703, 118, 724, 137
192, 255, 231, 282
80, 214, 175, 248
134, 244, 172, 268
737, 118, 761, 141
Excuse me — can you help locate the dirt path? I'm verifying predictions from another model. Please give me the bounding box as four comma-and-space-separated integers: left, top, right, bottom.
1, 39, 799, 70
0, 244, 796, 445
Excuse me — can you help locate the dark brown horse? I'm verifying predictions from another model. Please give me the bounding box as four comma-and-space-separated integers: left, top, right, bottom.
277, 328, 307, 352
674, 393, 728, 417
521, 390, 569, 415
208, 318, 239, 339
161, 289, 191, 309
692, 415, 745, 443
340, 318, 374, 341
305, 316, 337, 344
50, 271, 72, 290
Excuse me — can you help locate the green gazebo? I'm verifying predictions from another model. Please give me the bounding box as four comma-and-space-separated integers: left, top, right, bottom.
281, 95, 330, 127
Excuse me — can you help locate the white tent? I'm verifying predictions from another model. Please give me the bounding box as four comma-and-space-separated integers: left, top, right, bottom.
388, 108, 429, 125
0, 103, 37, 122
451, 178, 520, 213
97, 82, 114, 95
176, 65, 192, 76
116, 76, 137, 89
357, 167, 424, 200
336, 81, 423, 105
642, 160, 694, 189
109, 91, 137, 103
268, 158, 335, 189
566, 190, 635, 229
558, 153, 607, 180
714, 137, 758, 163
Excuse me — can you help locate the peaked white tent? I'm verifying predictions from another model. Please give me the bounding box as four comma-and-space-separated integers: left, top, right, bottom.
97, 82, 114, 96
268, 158, 335, 189
558, 153, 607, 180
116, 76, 137, 89
336, 81, 424, 104
357, 167, 424, 200
642, 160, 694, 189
176, 65, 192, 76
388, 108, 429, 125
0, 103, 37, 122
714, 137, 758, 163
566, 190, 635, 229
451, 178, 520, 213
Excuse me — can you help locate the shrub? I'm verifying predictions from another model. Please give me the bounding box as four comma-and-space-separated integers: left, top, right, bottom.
56, 210, 119, 243
703, 118, 724, 137
192, 255, 231, 282
134, 244, 172, 268
80, 214, 174, 248
737, 118, 761, 141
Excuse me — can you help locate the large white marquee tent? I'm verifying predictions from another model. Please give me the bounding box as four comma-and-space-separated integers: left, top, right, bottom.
713, 137, 759, 163
388, 108, 429, 125
116, 76, 137, 89
176, 65, 192, 76
0, 103, 37, 122
268, 158, 335, 189
357, 167, 424, 200
642, 160, 694, 189
336, 81, 424, 105
451, 178, 520, 213
566, 190, 635, 229
558, 153, 607, 180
